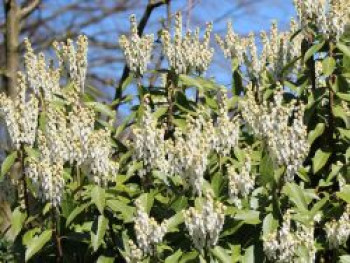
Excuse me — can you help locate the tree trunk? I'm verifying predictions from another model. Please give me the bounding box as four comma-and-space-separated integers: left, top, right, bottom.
3, 0, 20, 99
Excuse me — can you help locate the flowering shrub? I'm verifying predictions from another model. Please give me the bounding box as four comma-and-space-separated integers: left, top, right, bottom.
0, 0, 349, 262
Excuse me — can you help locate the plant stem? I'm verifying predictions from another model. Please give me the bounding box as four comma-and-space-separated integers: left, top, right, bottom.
52, 207, 63, 262
20, 145, 30, 216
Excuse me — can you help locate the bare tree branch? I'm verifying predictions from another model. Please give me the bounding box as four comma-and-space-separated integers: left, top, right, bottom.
19, 0, 41, 19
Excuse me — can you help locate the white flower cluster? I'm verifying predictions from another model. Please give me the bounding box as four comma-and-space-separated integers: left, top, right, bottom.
132, 105, 166, 178
241, 84, 309, 182
53, 35, 88, 93
183, 191, 226, 251
125, 240, 143, 263
0, 72, 39, 150
263, 210, 316, 263
215, 20, 247, 66
119, 14, 154, 76
86, 126, 119, 186
24, 39, 61, 100
161, 12, 214, 75
259, 20, 302, 79
227, 155, 255, 208
325, 205, 350, 249
171, 111, 215, 195
45, 102, 118, 186
25, 131, 65, 207
217, 20, 302, 81
293, 0, 350, 40
133, 99, 239, 195
134, 199, 168, 255
214, 91, 239, 156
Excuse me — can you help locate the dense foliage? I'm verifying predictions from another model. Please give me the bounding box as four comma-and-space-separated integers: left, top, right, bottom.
0, 0, 349, 262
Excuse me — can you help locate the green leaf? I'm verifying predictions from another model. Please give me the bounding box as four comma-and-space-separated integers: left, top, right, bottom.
24, 147, 40, 160
91, 185, 106, 214
165, 249, 183, 263
337, 42, 350, 58
25, 230, 52, 262
153, 107, 168, 119
308, 123, 325, 145
242, 245, 254, 263
97, 256, 114, 263
234, 210, 260, 225
180, 251, 199, 263
171, 196, 188, 212
340, 255, 350, 263
66, 202, 91, 227
138, 193, 154, 215
322, 57, 336, 76
86, 102, 115, 118
167, 212, 184, 232
1, 151, 17, 180
211, 172, 223, 197
282, 183, 308, 212
312, 149, 331, 174
262, 213, 278, 236
333, 105, 349, 127
91, 215, 108, 252
304, 41, 325, 62
179, 75, 204, 90
337, 185, 350, 203
336, 92, 350, 102
106, 199, 135, 222
10, 207, 26, 239
211, 246, 231, 263
259, 152, 274, 185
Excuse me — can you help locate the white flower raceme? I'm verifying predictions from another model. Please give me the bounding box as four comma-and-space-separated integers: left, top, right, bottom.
241, 84, 309, 182
134, 199, 168, 255
53, 35, 88, 93
293, 0, 350, 40
132, 104, 166, 178
184, 191, 226, 251
24, 39, 61, 100
216, 20, 247, 66
172, 111, 215, 195
217, 19, 303, 82
227, 155, 255, 208
25, 131, 65, 207
86, 127, 119, 186
0, 72, 39, 150
66, 104, 95, 166
213, 91, 239, 156
263, 210, 316, 263
119, 14, 154, 76
161, 12, 214, 75
325, 205, 350, 249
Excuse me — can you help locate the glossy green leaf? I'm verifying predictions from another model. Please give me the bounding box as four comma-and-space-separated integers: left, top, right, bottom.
0, 151, 17, 180
25, 230, 52, 262
337, 42, 350, 58
91, 215, 108, 252
304, 41, 325, 62
66, 202, 91, 227
322, 57, 336, 76
211, 246, 231, 263
91, 185, 106, 214
165, 249, 183, 263
234, 210, 260, 225
308, 123, 325, 145
337, 185, 350, 203
312, 149, 331, 174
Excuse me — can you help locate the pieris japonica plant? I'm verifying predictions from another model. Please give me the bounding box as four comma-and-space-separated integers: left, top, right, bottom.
0, 0, 349, 262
